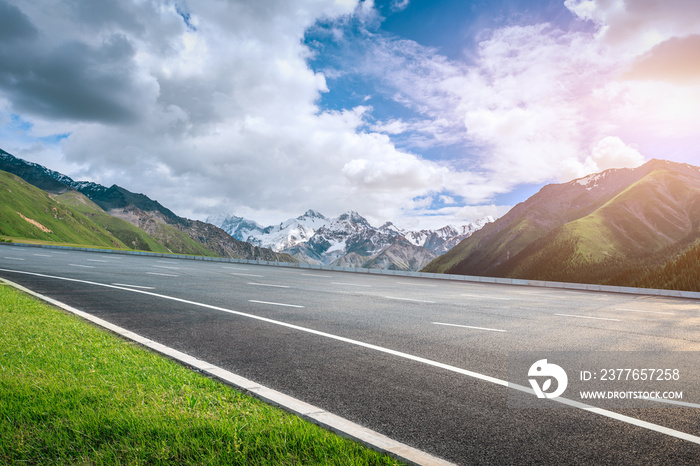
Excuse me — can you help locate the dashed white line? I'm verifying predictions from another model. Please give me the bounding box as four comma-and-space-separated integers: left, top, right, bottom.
231, 272, 264, 277
112, 283, 156, 290
2, 268, 700, 447
555, 313, 621, 322
87, 259, 109, 263
396, 281, 438, 287
248, 282, 290, 288
152, 265, 180, 270
249, 300, 304, 308
301, 273, 333, 278
69, 264, 94, 268
146, 272, 178, 277
432, 322, 507, 333
223, 266, 249, 270
614, 308, 674, 315
3, 257, 25, 261
460, 293, 511, 300
332, 282, 371, 288
385, 296, 436, 304
33, 254, 52, 257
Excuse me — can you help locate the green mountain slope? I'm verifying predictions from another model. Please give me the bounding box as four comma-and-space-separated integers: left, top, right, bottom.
0, 149, 296, 262
0, 170, 126, 248
423, 160, 700, 290
53, 190, 173, 253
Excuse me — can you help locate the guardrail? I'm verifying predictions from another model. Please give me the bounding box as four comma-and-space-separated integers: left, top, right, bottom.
3, 241, 700, 300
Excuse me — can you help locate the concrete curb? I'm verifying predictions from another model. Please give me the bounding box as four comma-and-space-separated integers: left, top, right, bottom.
3, 241, 700, 300
1, 277, 454, 466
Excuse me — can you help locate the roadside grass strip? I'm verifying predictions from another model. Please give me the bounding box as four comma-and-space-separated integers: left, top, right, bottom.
0, 285, 404, 465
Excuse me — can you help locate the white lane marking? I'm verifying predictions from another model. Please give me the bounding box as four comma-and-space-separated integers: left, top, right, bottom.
87, 259, 109, 263
223, 266, 249, 270
112, 283, 156, 290
3, 267, 700, 447
248, 282, 290, 288
249, 300, 304, 308
301, 273, 333, 278
69, 264, 94, 268
396, 281, 437, 287
146, 272, 178, 277
331, 282, 371, 288
0, 276, 452, 466
614, 308, 674, 315
432, 322, 507, 333
231, 272, 264, 277
100, 255, 121, 259
152, 265, 179, 270
384, 296, 437, 304
555, 313, 621, 322
34, 254, 52, 257
3, 257, 25, 261
461, 293, 511, 300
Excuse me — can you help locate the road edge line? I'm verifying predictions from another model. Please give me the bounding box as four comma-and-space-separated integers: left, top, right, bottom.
1, 278, 454, 466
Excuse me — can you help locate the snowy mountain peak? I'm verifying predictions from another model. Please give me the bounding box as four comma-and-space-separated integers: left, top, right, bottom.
298, 209, 326, 220
337, 210, 370, 226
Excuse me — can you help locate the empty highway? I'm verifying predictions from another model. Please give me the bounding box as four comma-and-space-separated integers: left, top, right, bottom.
2, 245, 700, 464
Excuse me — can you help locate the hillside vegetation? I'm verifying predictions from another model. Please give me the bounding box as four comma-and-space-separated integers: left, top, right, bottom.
0, 171, 126, 248
423, 160, 700, 292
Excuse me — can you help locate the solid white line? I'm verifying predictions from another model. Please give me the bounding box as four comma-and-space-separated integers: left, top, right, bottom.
249, 300, 304, 308
0, 275, 451, 466
615, 308, 674, 315
396, 281, 438, 287
385, 296, 436, 304
112, 283, 156, 290
555, 313, 621, 322
460, 293, 511, 300
332, 282, 371, 287
146, 272, 178, 277
248, 282, 290, 288
231, 272, 264, 277
3, 257, 25, 261
432, 322, 507, 333
2, 267, 699, 447
69, 264, 94, 268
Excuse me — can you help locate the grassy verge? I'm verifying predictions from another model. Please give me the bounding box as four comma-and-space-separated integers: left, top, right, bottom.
0, 284, 403, 465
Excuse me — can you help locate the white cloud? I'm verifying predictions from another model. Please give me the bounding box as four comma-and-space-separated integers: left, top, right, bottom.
585, 136, 644, 171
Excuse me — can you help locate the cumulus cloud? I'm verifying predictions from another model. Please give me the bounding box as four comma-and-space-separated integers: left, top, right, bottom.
585, 136, 644, 171
3, 0, 699, 231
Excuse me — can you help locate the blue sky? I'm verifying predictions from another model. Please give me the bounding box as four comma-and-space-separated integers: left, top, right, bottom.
1, 0, 699, 229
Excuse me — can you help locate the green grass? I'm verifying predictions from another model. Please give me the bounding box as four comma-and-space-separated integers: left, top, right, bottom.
0, 171, 127, 249
0, 285, 404, 465
53, 191, 172, 254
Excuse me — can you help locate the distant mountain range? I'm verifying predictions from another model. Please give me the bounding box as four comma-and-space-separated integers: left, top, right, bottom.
423, 159, 700, 292
0, 148, 293, 262
207, 211, 492, 271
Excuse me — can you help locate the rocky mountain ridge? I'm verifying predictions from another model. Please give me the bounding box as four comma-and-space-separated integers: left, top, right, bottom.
208, 210, 493, 271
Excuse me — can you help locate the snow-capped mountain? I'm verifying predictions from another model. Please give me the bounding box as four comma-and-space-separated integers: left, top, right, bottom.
207, 210, 493, 271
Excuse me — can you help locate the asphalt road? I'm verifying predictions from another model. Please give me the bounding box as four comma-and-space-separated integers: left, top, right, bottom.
2, 245, 700, 465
